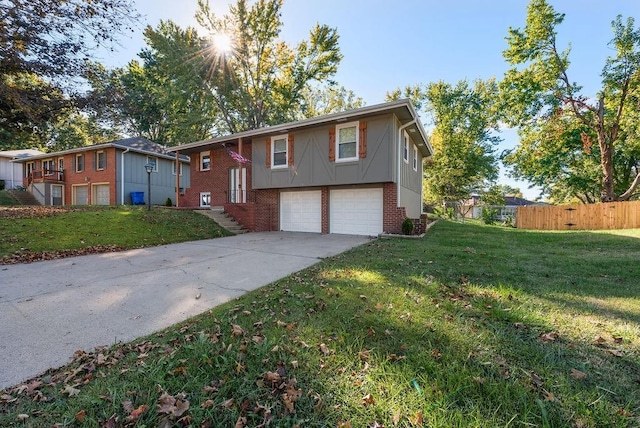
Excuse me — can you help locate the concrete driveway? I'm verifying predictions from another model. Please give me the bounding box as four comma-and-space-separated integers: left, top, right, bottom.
0, 232, 369, 390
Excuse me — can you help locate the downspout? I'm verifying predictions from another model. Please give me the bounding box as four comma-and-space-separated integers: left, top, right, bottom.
120, 148, 131, 204
397, 120, 416, 208
175, 151, 180, 208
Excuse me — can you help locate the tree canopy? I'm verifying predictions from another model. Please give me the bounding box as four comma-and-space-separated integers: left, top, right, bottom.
388, 80, 501, 209
0, 0, 139, 149
501, 0, 640, 202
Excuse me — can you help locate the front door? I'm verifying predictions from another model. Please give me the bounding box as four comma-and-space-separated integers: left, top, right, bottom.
229, 167, 246, 203
51, 185, 63, 206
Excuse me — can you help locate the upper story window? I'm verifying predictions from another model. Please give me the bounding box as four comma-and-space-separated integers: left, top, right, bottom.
75, 153, 85, 172
96, 151, 106, 170
172, 161, 183, 176
336, 121, 359, 162
43, 159, 55, 176
271, 135, 288, 168
403, 132, 409, 163
412, 145, 418, 171
200, 151, 211, 171
146, 156, 158, 172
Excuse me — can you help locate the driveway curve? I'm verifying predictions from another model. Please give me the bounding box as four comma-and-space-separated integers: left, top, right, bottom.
0, 232, 369, 390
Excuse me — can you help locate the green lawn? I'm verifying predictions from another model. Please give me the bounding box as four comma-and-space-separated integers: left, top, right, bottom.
0, 190, 18, 206
1, 221, 639, 427
0, 206, 232, 263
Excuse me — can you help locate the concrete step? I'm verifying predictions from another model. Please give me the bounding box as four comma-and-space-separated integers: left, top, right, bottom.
195, 209, 249, 234
6, 189, 41, 205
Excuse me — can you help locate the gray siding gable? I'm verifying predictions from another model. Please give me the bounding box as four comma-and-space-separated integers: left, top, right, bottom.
253, 114, 396, 189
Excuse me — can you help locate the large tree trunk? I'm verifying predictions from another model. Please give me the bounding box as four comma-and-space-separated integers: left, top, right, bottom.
596, 99, 616, 202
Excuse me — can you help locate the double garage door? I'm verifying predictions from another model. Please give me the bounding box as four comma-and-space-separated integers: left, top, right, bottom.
280, 188, 383, 236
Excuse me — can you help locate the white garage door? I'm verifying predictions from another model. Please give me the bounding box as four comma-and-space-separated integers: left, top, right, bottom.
73, 185, 88, 205
330, 188, 383, 236
93, 184, 110, 205
280, 190, 322, 233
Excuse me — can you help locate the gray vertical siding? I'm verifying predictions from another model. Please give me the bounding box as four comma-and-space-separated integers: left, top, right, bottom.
252, 114, 396, 189
397, 118, 424, 218
117, 150, 190, 205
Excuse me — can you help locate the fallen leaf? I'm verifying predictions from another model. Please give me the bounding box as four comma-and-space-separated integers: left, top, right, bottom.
319, 343, 330, 356
540, 331, 559, 342
17, 414, 29, 421
375, 302, 384, 310
62, 385, 81, 396
613, 336, 623, 344
530, 371, 544, 388
367, 327, 376, 336
338, 421, 352, 428
235, 416, 247, 428
431, 349, 442, 359
223, 398, 234, 408
392, 408, 401, 425
593, 335, 607, 345
291, 360, 299, 369
473, 376, 485, 384
542, 389, 558, 402
608, 349, 624, 357
410, 411, 424, 426
75, 410, 87, 422
362, 393, 375, 406
617, 408, 633, 417
231, 324, 244, 338
570, 368, 587, 380
125, 405, 149, 424
358, 349, 371, 361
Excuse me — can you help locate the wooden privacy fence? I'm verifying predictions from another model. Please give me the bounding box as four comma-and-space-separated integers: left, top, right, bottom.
516, 200, 640, 230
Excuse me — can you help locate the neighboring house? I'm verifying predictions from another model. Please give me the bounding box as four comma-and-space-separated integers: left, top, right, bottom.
462, 195, 543, 220
12, 137, 190, 206
0, 149, 44, 189
168, 99, 433, 235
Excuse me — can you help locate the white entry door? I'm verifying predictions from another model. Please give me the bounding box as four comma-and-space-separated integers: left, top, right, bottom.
229, 167, 246, 203
280, 190, 322, 233
330, 188, 383, 235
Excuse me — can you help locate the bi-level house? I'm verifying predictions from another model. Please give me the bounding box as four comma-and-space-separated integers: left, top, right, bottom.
14, 137, 190, 206
169, 99, 432, 235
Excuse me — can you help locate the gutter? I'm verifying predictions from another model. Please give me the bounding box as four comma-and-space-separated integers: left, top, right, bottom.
397, 119, 416, 208
120, 148, 130, 204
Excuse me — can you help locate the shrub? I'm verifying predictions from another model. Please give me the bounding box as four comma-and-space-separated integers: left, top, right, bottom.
481, 207, 498, 225
401, 218, 414, 235
0, 180, 5, 190
165, 197, 173, 207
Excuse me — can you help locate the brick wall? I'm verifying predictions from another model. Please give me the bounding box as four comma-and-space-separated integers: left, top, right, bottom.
224, 189, 279, 232
382, 182, 407, 234
184, 143, 253, 207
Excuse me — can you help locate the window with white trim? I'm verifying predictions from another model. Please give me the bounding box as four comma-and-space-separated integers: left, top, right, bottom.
403, 132, 409, 163
200, 151, 211, 171
271, 135, 288, 168
172, 161, 183, 176
336, 121, 359, 162
43, 159, 55, 176
412, 145, 418, 171
200, 192, 211, 208
146, 156, 158, 172
96, 151, 106, 170
75, 153, 85, 172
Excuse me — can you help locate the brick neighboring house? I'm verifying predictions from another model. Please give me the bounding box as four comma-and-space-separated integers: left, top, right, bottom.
169, 99, 433, 235
13, 137, 190, 206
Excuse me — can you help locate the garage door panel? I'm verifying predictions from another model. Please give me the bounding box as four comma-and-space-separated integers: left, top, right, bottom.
330, 188, 383, 236
280, 190, 321, 233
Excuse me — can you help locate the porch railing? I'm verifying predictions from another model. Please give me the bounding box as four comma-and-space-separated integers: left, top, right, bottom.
225, 190, 255, 204
27, 169, 65, 185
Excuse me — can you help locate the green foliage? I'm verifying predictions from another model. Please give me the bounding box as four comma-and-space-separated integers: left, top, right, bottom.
389, 80, 500, 207
0, 0, 139, 149
501, 0, 640, 202
2, 222, 639, 426
433, 206, 455, 219
401, 217, 414, 235
195, 0, 344, 132
0, 180, 4, 191
165, 197, 173, 207
480, 207, 498, 224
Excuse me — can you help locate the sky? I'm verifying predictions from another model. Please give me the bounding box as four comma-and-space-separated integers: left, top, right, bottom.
98, 0, 640, 200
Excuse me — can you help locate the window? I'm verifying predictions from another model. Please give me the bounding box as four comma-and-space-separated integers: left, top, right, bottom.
336, 121, 359, 162
200, 192, 211, 208
25, 161, 34, 178
403, 132, 409, 163
271, 135, 288, 168
200, 151, 211, 171
75, 153, 85, 172
172, 161, 183, 176
96, 151, 106, 170
146, 156, 158, 172
412, 145, 418, 171
43, 159, 54, 176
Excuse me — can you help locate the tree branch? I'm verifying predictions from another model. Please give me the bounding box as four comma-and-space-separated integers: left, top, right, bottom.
618, 170, 640, 201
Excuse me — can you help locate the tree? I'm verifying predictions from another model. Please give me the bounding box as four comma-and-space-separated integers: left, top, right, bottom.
195, 0, 343, 133
0, 0, 139, 149
388, 80, 500, 212
87, 22, 222, 145
501, 0, 640, 202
